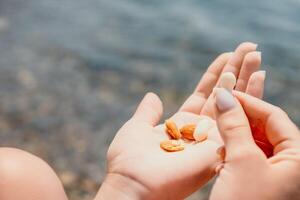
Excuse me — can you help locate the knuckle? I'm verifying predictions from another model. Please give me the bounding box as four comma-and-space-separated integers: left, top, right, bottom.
236, 78, 247, 87
223, 124, 249, 137
221, 119, 249, 134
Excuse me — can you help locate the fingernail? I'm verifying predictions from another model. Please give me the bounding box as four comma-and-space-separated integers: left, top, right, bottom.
219, 72, 236, 91
216, 88, 236, 112
194, 118, 214, 142
245, 42, 258, 49
252, 42, 258, 49
254, 51, 262, 59
258, 70, 266, 80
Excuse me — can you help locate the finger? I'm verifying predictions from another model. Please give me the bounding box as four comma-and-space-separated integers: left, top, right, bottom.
178, 92, 207, 115
221, 42, 258, 77
245, 70, 266, 99
199, 94, 215, 118
179, 52, 232, 114
233, 91, 300, 151
200, 43, 258, 117
214, 88, 261, 159
194, 52, 233, 97
132, 92, 163, 126
235, 51, 261, 91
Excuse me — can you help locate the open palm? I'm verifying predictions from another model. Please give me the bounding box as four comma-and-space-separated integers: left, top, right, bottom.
102, 43, 266, 200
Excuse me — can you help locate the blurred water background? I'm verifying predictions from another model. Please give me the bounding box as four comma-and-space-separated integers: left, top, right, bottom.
0, 0, 300, 199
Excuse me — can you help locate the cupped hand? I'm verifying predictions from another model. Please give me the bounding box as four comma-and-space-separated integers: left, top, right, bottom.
96, 42, 266, 200
210, 90, 300, 200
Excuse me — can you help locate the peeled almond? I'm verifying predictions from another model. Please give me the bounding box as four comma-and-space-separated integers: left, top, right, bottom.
160, 140, 185, 152
194, 118, 214, 142
219, 72, 236, 90
180, 124, 196, 140
165, 119, 182, 139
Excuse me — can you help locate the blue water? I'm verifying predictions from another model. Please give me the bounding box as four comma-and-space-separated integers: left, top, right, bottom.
1, 0, 300, 75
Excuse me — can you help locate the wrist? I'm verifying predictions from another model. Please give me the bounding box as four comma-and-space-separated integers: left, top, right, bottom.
95, 173, 148, 200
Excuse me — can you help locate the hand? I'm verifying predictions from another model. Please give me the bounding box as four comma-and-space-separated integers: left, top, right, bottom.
96, 42, 265, 200
210, 89, 300, 200
180, 42, 264, 118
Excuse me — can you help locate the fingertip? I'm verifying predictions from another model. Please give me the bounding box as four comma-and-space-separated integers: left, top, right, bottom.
145, 92, 163, 107
215, 89, 236, 113
246, 70, 266, 99
216, 52, 234, 61
235, 42, 258, 52
255, 70, 266, 80
133, 92, 163, 126
143, 92, 164, 116
244, 51, 262, 65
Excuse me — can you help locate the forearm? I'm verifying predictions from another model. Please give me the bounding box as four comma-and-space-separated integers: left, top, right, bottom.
95, 173, 147, 200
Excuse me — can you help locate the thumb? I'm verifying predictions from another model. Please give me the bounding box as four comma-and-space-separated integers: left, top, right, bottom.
132, 92, 163, 126
214, 88, 261, 160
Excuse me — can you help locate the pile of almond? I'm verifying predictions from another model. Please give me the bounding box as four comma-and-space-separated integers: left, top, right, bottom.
160, 72, 237, 152
160, 118, 214, 152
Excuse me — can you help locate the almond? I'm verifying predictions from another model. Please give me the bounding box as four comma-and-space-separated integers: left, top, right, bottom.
165, 119, 182, 139
160, 139, 184, 152
194, 118, 213, 142
180, 124, 196, 140
194, 133, 208, 142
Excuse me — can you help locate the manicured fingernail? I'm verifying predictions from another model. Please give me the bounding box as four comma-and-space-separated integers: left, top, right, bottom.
216, 88, 236, 112
219, 72, 236, 91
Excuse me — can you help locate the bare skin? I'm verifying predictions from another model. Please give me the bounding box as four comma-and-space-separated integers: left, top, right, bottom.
0, 148, 68, 200
96, 42, 266, 200
0, 42, 265, 200
210, 90, 300, 200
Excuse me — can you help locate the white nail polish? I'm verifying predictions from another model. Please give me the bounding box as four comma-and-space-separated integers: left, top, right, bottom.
216, 88, 236, 112
219, 72, 236, 91
194, 118, 214, 142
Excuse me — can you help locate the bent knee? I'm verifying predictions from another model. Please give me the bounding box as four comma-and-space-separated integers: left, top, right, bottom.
0, 148, 68, 200
0, 147, 54, 182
